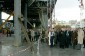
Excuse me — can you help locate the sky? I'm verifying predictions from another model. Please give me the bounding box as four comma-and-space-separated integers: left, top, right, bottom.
2, 12, 13, 22
52, 0, 85, 22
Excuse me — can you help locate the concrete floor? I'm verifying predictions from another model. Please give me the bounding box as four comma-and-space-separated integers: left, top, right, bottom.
0, 34, 85, 56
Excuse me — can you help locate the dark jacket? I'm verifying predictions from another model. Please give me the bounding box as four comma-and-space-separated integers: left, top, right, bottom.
59, 31, 66, 45
72, 31, 78, 44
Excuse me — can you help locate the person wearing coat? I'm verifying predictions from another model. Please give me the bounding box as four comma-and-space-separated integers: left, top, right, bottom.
59, 30, 66, 49
77, 28, 84, 50
50, 28, 55, 47
31, 29, 35, 41
72, 30, 78, 49
69, 30, 72, 46
65, 30, 70, 48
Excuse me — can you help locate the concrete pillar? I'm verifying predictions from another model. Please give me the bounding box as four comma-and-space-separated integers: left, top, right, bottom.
40, 9, 48, 30
43, 11, 48, 29
50, 0, 52, 29
24, 3, 27, 29
41, 9, 45, 29
14, 0, 21, 46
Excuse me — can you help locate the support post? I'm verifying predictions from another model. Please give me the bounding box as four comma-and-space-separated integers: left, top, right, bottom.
41, 9, 48, 30
14, 0, 21, 46
50, 0, 52, 29
24, 3, 27, 29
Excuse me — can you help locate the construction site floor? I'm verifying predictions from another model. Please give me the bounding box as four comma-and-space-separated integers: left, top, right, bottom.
0, 34, 85, 56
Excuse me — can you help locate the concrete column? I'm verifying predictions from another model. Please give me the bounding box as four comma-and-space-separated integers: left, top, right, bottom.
43, 12, 48, 29
50, 0, 52, 29
14, 0, 21, 46
39, 11, 42, 29
24, 3, 27, 29
41, 9, 48, 30
41, 9, 45, 29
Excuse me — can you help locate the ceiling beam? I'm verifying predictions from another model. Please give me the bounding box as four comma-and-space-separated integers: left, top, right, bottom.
28, 0, 36, 6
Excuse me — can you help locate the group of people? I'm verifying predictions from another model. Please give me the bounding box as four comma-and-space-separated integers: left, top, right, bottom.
0, 22, 15, 38
1, 22, 85, 51
48, 28, 85, 50
26, 27, 85, 50
27, 29, 40, 42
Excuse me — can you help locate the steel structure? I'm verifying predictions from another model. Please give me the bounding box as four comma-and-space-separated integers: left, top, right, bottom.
0, 0, 57, 28
0, 0, 57, 46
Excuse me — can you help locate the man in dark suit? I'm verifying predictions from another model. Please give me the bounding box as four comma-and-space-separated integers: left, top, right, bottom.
59, 30, 66, 49
69, 30, 73, 45
50, 28, 55, 47
65, 30, 70, 48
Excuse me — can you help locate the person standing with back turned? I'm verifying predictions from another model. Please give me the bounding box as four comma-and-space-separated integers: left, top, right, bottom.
77, 28, 84, 50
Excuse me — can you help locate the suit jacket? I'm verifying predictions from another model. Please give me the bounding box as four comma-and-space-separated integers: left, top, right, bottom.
59, 31, 66, 45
